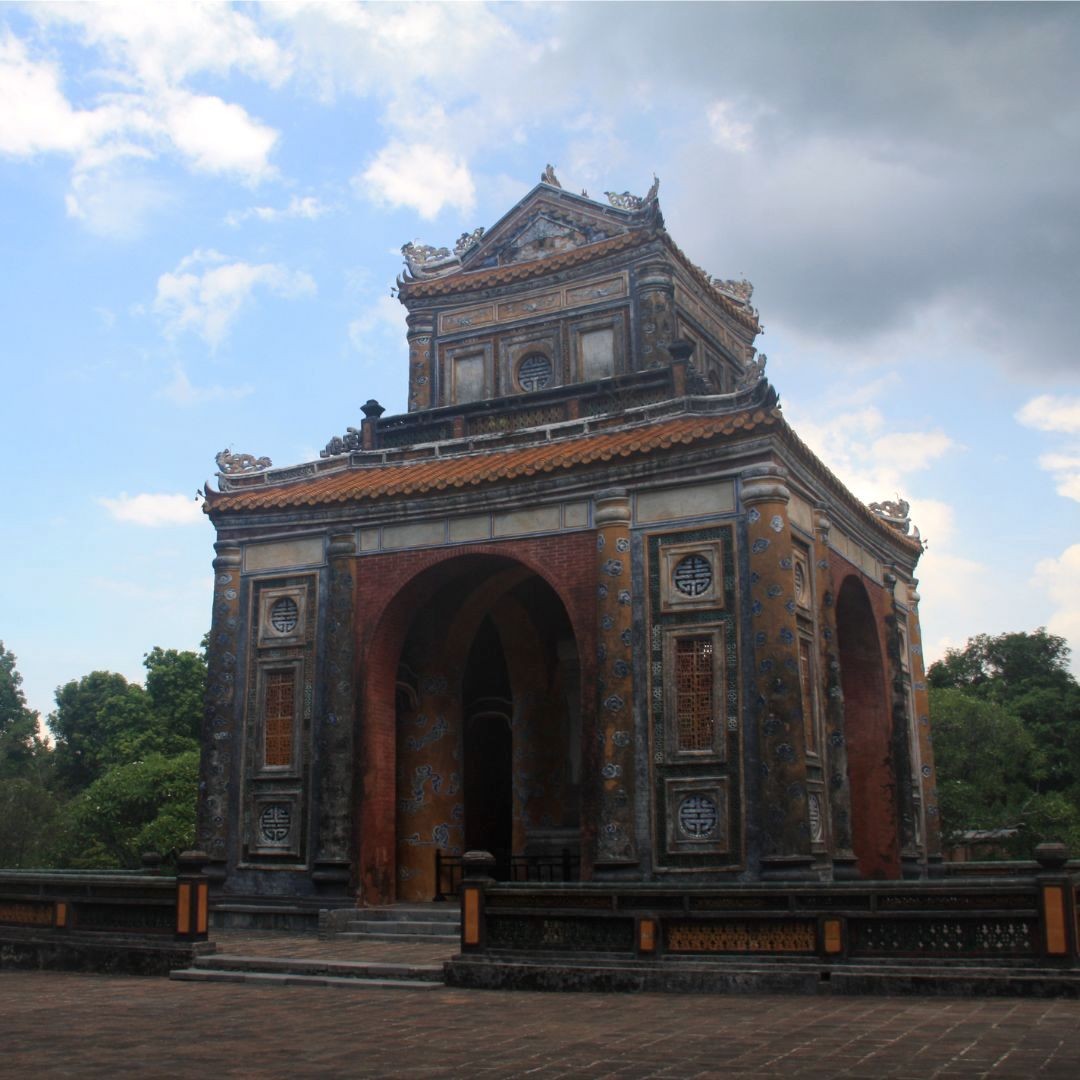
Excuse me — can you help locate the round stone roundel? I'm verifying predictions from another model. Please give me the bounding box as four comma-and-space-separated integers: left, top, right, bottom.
678, 794, 718, 839
517, 352, 552, 392
270, 596, 299, 634
673, 553, 713, 597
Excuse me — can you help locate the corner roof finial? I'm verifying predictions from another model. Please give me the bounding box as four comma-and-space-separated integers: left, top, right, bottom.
540, 163, 562, 188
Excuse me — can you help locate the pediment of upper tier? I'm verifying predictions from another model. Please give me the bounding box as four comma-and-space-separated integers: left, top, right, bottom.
399, 172, 661, 284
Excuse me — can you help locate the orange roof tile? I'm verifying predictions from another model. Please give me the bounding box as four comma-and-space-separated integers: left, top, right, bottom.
206, 410, 779, 514
398, 231, 651, 299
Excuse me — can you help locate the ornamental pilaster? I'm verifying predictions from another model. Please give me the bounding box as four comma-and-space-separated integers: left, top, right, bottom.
905, 579, 942, 868
812, 509, 858, 880
635, 263, 675, 371
593, 488, 638, 866
406, 313, 435, 411
313, 530, 357, 893
198, 542, 242, 880
742, 466, 815, 880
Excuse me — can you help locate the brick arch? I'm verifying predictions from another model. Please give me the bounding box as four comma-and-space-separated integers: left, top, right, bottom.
835, 574, 900, 880
353, 537, 595, 903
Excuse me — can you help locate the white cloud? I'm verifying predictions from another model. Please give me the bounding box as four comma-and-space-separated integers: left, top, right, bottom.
159, 363, 255, 406
154, 249, 316, 348
225, 194, 330, 226
1032, 545, 1080, 673
164, 92, 278, 182
99, 492, 204, 527
348, 294, 407, 360
1016, 394, 1080, 435
707, 100, 753, 153
1017, 394, 1080, 503
357, 142, 475, 219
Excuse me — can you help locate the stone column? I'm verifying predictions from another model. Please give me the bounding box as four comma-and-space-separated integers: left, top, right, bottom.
906, 579, 943, 872
593, 488, 638, 867
742, 465, 815, 880
813, 509, 858, 880
313, 530, 357, 895
635, 263, 675, 372
197, 542, 242, 884
406, 314, 435, 411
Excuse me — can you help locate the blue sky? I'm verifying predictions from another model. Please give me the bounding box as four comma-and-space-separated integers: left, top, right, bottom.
2, 2, 1078, 725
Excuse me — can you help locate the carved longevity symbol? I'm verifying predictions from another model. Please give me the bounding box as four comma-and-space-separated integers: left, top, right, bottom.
678, 794, 718, 839
518, 352, 553, 392
259, 803, 291, 844
673, 554, 712, 596
270, 597, 299, 633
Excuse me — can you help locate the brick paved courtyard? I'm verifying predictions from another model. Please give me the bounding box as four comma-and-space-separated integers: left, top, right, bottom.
3, 967, 1080, 1078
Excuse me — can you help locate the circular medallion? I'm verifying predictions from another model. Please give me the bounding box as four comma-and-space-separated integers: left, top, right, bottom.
270, 597, 299, 634
517, 352, 552, 392
673, 554, 712, 597
678, 794, 718, 839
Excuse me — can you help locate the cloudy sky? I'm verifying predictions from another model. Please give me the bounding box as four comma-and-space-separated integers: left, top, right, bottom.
2, 2, 1078, 723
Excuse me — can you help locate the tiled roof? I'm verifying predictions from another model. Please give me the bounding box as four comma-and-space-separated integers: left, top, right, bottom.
205, 409, 779, 514
398, 231, 651, 298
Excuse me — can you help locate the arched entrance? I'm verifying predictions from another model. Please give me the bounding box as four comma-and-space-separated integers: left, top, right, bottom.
379, 554, 584, 902
835, 576, 900, 879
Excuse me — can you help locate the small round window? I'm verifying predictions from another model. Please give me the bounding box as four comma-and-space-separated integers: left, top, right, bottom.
270, 597, 299, 634
673, 554, 712, 597
517, 352, 552, 392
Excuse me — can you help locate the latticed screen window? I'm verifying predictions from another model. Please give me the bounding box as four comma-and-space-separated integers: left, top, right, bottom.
263, 670, 295, 768
674, 636, 715, 752
798, 637, 817, 755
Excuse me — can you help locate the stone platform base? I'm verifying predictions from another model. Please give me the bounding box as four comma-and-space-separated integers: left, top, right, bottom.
0, 927, 216, 977
445, 953, 1080, 999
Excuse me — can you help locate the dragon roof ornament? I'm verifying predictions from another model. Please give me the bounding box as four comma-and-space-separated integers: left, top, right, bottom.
605, 174, 660, 211
216, 448, 271, 475
869, 497, 922, 542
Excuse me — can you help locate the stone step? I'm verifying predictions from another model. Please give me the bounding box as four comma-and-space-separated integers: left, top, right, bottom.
356, 906, 460, 924
345, 919, 460, 938
336, 929, 460, 944
189, 953, 445, 982
170, 969, 442, 991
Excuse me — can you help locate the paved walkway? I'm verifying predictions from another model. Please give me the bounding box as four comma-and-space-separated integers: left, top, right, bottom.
3, 962, 1080, 1078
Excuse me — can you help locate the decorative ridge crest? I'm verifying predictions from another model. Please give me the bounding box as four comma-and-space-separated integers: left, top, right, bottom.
735, 352, 767, 391
869, 497, 921, 542
216, 448, 271, 475
605, 174, 659, 211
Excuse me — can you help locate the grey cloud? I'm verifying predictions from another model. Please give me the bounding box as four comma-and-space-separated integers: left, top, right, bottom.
548, 3, 1080, 373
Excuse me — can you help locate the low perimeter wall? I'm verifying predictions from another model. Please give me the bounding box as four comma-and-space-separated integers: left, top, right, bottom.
448, 847, 1080, 995
0, 852, 213, 976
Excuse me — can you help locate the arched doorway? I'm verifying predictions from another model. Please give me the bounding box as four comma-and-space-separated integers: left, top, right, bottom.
835, 576, 900, 879
386, 555, 584, 901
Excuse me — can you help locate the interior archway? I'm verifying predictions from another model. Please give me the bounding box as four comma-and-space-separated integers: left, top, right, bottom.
389, 556, 583, 901
836, 576, 900, 879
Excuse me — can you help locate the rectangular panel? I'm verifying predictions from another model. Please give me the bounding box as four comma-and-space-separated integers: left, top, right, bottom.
565, 275, 626, 306
359, 528, 381, 552
498, 291, 561, 322
439, 304, 495, 334
383, 520, 447, 550
563, 501, 589, 528
636, 480, 735, 524
245, 536, 325, 572
449, 514, 490, 542
580, 327, 615, 380
492, 505, 562, 537
452, 353, 486, 404
789, 494, 813, 533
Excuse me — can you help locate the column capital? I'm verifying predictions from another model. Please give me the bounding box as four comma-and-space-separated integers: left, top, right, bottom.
328, 530, 358, 558
212, 543, 241, 571
594, 488, 631, 526
741, 464, 790, 506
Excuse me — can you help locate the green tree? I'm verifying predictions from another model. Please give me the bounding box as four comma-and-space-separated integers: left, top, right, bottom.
0, 777, 59, 867
143, 646, 206, 746
0, 641, 41, 778
929, 629, 1080, 855
48, 672, 156, 792
54, 751, 199, 869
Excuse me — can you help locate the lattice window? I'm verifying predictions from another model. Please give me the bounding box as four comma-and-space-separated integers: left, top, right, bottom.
674, 636, 715, 752
263, 669, 295, 768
